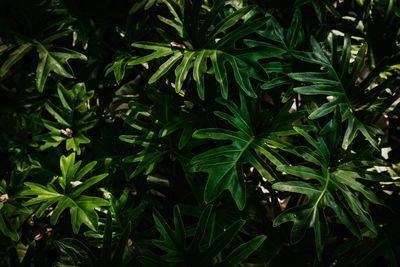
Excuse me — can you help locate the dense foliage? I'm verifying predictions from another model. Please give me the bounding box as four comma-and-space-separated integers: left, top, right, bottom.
1, 0, 400, 266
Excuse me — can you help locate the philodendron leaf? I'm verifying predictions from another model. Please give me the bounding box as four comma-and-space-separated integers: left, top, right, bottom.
289, 35, 386, 149
105, 57, 128, 84
34, 83, 97, 155
191, 142, 248, 209
192, 95, 302, 209
22, 153, 109, 234
120, 88, 204, 178
124, 4, 272, 99
272, 179, 360, 260
274, 161, 385, 258
128, 43, 264, 99
0, 43, 33, 77
273, 117, 387, 259
35, 43, 87, 92
54, 238, 95, 266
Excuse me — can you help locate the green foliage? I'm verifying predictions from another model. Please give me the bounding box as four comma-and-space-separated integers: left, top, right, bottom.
0, 169, 31, 241
143, 204, 266, 266
289, 34, 394, 149
272, 110, 385, 259
1, 0, 400, 266
23, 153, 109, 234
191, 93, 304, 209
124, 2, 274, 99
34, 83, 98, 155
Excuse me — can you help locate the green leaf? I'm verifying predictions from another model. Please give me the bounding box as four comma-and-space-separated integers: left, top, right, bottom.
149, 52, 183, 84
125, 5, 269, 99
331, 170, 385, 206
175, 51, 195, 92
107, 58, 127, 84
35, 83, 96, 154
70, 173, 108, 198
207, 5, 255, 43
129, 42, 173, 66
192, 149, 248, 210
261, 76, 291, 90
220, 235, 266, 267
0, 43, 32, 77
290, 35, 385, 149
101, 211, 112, 264
151, 204, 256, 265
192, 96, 302, 209
286, 9, 303, 49
188, 205, 214, 253
0, 211, 19, 241
36, 44, 87, 92
200, 219, 245, 265
293, 85, 343, 96
192, 50, 207, 99
111, 222, 131, 266
289, 72, 339, 84
23, 153, 109, 234
309, 99, 343, 119
276, 165, 323, 181
54, 238, 95, 266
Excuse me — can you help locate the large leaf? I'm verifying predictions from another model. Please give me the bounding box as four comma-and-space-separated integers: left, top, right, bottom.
289, 35, 390, 149
0, 43, 33, 77
120, 88, 205, 177
22, 153, 109, 234
35, 43, 87, 92
191, 94, 304, 209
273, 117, 386, 259
124, 4, 272, 99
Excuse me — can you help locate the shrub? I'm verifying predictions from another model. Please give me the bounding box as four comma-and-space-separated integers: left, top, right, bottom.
1, 0, 400, 266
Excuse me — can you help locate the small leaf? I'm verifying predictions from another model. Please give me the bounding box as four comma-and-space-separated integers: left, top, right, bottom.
36, 45, 87, 92
149, 52, 183, 84
0, 43, 32, 77
221, 235, 266, 267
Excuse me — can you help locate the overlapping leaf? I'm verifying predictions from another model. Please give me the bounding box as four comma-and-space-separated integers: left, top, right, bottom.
294, 0, 340, 22
0, 169, 31, 241
120, 89, 202, 177
140, 204, 265, 266
123, 2, 277, 99
257, 9, 306, 101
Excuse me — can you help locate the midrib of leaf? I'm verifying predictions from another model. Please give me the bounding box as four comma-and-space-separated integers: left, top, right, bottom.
327, 65, 352, 109
235, 137, 255, 164
35, 41, 54, 64
207, 137, 254, 183
312, 168, 331, 211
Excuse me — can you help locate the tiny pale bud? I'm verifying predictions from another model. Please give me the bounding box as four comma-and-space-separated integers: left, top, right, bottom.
0, 194, 9, 203
60, 128, 73, 138
70, 181, 82, 187
34, 233, 43, 241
